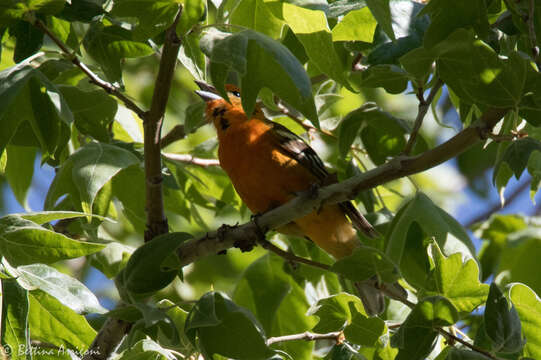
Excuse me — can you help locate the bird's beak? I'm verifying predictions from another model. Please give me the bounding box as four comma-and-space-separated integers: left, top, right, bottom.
195, 90, 222, 102
194, 81, 222, 102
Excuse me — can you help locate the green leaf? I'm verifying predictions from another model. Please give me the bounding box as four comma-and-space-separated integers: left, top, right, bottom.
45, 142, 140, 213
445, 348, 492, 360
392, 296, 458, 360
420, 242, 489, 314
307, 293, 365, 333
351, 64, 409, 94
484, 283, 523, 353
57, 0, 105, 22
281, 3, 350, 88
157, 299, 193, 354
185, 292, 274, 359
366, 0, 394, 41
177, 0, 205, 36
331, 246, 401, 283
364, 1, 428, 65
324, 344, 365, 359
509, 283, 541, 359
28, 290, 96, 350
5, 145, 35, 210
337, 103, 408, 163
332, 7, 377, 42
122, 232, 191, 296
343, 309, 386, 346
19, 210, 109, 224
83, 22, 153, 82
476, 214, 527, 281
233, 254, 291, 334
15, 263, 107, 314
91, 242, 134, 278
434, 30, 527, 108
183, 101, 206, 134
399, 46, 435, 81
0, 64, 72, 159
1, 279, 30, 360
200, 28, 318, 124
386, 193, 476, 288
230, 0, 284, 38
0, 214, 105, 266
59, 85, 118, 142
420, 0, 489, 49
494, 138, 541, 198
9, 19, 44, 63
112, 0, 179, 40
116, 339, 176, 360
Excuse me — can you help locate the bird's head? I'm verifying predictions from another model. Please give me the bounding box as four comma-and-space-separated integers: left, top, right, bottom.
194, 81, 263, 131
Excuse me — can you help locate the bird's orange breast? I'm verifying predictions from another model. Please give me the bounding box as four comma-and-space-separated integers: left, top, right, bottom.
217, 118, 316, 214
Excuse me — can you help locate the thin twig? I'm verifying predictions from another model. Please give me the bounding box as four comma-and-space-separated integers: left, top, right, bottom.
258, 238, 332, 271
267, 331, 342, 345
160, 125, 186, 148
528, 0, 541, 70
438, 328, 504, 360
163, 153, 220, 167
403, 79, 444, 155
32, 19, 147, 119
463, 178, 531, 228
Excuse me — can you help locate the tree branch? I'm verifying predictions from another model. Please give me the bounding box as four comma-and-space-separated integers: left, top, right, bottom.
176, 107, 509, 265
32, 19, 147, 119
83, 7, 183, 360
463, 178, 530, 228
403, 79, 444, 155
143, 7, 183, 242
162, 153, 220, 167
528, 0, 541, 70
160, 124, 186, 148
267, 331, 343, 346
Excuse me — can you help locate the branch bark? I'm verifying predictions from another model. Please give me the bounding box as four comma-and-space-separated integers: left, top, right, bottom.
162, 153, 220, 167
267, 331, 342, 346
176, 107, 509, 264
143, 8, 183, 242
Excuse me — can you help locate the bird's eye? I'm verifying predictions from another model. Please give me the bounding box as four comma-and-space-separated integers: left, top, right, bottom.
231, 91, 240, 97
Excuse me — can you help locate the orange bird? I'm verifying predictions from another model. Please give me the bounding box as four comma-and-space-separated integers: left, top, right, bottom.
195, 82, 386, 315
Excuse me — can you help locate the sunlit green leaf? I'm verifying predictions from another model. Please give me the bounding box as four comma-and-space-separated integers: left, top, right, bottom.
1, 279, 30, 360
28, 290, 96, 350
0, 214, 105, 266
16, 263, 107, 314
420, 242, 489, 314
509, 283, 541, 359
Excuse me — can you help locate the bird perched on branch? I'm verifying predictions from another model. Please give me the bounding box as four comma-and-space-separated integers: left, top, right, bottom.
195, 81, 391, 315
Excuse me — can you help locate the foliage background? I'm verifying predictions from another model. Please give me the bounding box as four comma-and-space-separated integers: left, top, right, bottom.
1, 0, 541, 359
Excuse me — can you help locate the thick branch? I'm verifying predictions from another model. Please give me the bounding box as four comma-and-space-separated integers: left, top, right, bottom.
176, 107, 509, 264
267, 331, 342, 346
162, 153, 220, 167
143, 8, 183, 242
33, 19, 146, 119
